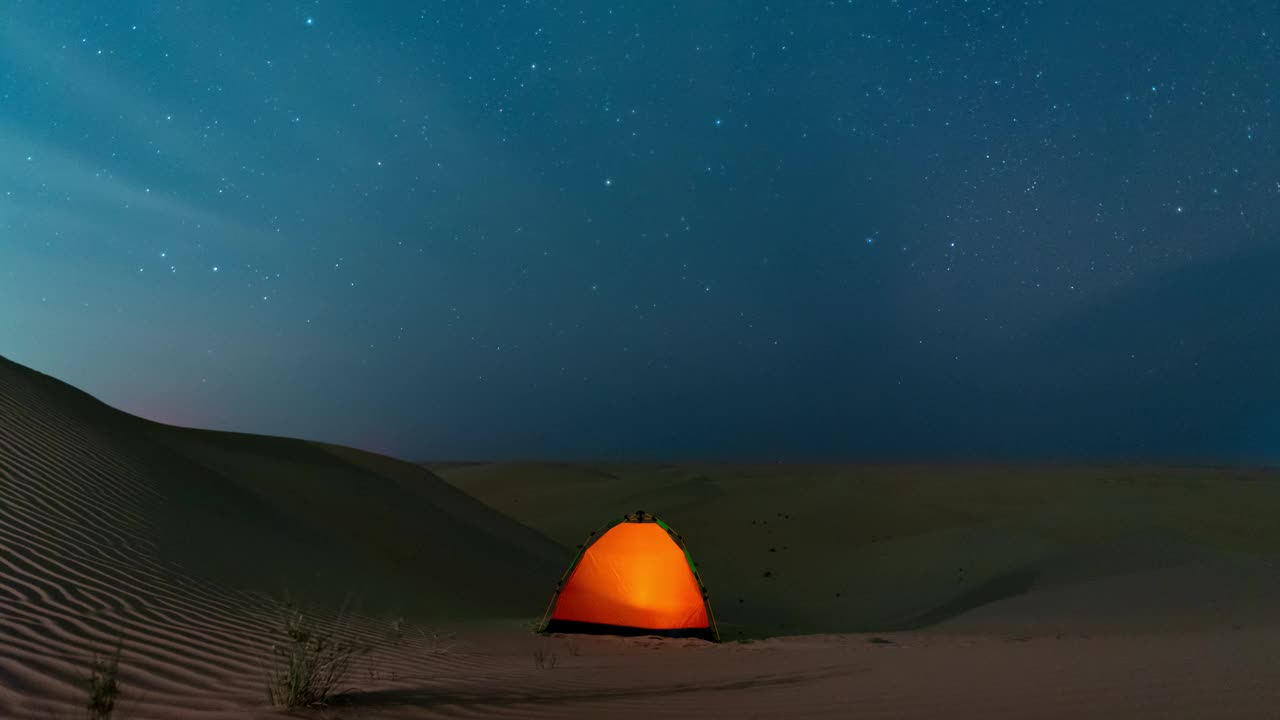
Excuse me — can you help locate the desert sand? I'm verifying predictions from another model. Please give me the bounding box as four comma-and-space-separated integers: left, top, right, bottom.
3, 354, 1280, 718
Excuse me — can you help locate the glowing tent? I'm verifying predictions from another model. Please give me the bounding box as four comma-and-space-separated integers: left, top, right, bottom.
540, 510, 719, 641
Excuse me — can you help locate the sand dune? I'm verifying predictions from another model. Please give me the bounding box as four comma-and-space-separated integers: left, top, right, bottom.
4, 354, 1280, 718
0, 355, 564, 718
434, 461, 1280, 637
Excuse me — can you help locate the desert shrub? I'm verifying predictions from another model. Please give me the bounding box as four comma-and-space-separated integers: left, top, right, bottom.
86, 641, 122, 720
265, 604, 369, 708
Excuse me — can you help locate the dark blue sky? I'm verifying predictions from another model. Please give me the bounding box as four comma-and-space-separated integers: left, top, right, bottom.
3, 1, 1278, 463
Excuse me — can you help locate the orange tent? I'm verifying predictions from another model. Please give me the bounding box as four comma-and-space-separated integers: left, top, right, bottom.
540, 510, 719, 641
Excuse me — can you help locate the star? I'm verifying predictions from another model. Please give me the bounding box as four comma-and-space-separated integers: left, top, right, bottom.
305, 17, 315, 26
604, 178, 613, 187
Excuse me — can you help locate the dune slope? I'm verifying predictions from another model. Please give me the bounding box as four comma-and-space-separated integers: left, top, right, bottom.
0, 355, 566, 718
433, 461, 1280, 639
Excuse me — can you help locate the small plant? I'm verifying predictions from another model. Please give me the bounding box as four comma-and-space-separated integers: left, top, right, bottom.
388, 617, 405, 647
86, 641, 122, 720
533, 647, 558, 670
265, 604, 369, 708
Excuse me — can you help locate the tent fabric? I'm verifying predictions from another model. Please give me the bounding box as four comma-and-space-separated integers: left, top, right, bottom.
540, 511, 719, 641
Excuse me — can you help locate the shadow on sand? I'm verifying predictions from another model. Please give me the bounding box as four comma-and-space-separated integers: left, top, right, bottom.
883, 569, 1040, 631
333, 667, 852, 710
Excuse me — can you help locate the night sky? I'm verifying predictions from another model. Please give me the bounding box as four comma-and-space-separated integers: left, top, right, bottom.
3, 2, 1278, 463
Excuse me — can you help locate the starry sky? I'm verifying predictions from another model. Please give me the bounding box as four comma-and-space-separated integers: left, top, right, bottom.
3, 1, 1278, 464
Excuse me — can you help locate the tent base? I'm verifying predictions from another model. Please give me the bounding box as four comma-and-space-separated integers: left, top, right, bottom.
542, 619, 718, 642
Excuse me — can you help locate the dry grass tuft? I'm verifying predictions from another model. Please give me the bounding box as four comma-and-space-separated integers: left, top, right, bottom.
265, 603, 370, 708
533, 646, 558, 670
85, 641, 122, 720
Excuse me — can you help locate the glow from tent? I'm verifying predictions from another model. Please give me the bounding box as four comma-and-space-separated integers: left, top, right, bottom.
551, 522, 708, 630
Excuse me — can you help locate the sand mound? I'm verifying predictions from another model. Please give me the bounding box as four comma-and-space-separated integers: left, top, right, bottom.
0, 355, 566, 718
939, 531, 1280, 634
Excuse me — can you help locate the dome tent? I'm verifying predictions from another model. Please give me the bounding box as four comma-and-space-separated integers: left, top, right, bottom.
540, 510, 719, 641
